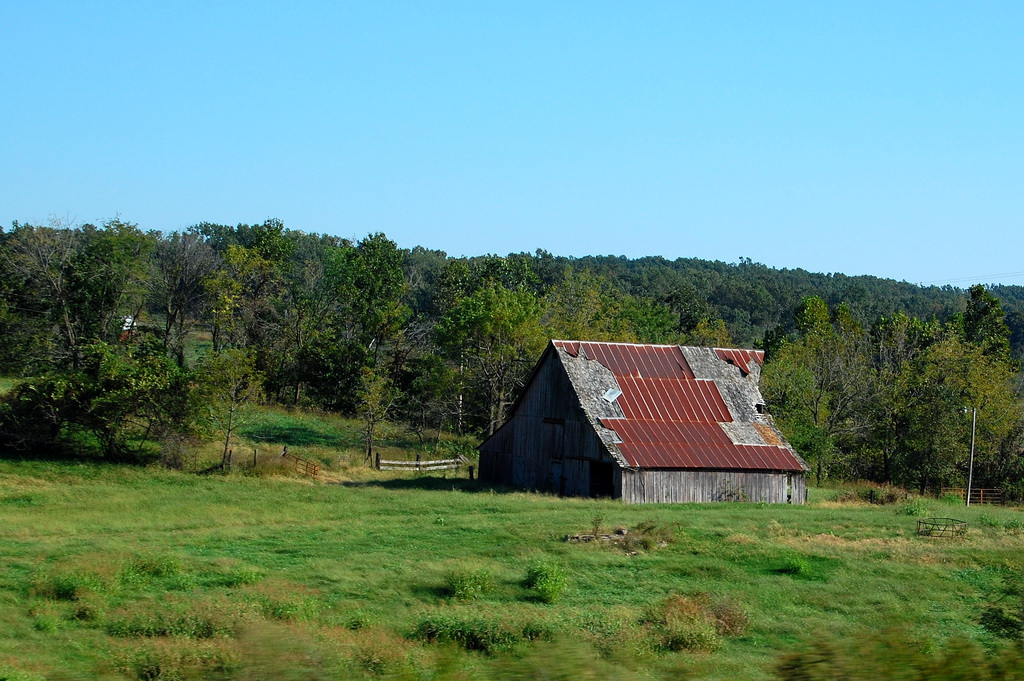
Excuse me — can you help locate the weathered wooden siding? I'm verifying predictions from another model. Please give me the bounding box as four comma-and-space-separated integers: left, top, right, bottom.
791, 473, 806, 504
479, 347, 615, 495
621, 469, 805, 504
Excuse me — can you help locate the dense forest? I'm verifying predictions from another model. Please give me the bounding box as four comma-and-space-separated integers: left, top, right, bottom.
1, 217, 1022, 496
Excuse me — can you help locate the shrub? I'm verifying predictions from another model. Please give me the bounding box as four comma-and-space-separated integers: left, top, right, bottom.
105, 599, 239, 639
413, 611, 553, 653
895, 498, 930, 517
253, 594, 320, 622
351, 629, 413, 676
709, 596, 750, 636
979, 569, 1024, 639
978, 512, 1003, 529
443, 565, 496, 600
114, 639, 240, 681
776, 629, 1024, 680
30, 569, 103, 602
621, 520, 678, 553
836, 483, 908, 505
642, 594, 723, 652
31, 611, 60, 633
524, 560, 568, 604
119, 555, 184, 584
219, 565, 263, 587
69, 596, 106, 623
344, 609, 374, 631
777, 556, 811, 576
980, 603, 1024, 639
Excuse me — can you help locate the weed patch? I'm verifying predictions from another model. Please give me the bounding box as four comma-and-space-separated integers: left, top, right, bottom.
640, 593, 750, 653
113, 639, 240, 681
836, 483, 908, 505
978, 568, 1024, 639
29, 568, 104, 602
105, 598, 240, 639
895, 498, 931, 517
413, 610, 554, 653
776, 629, 1024, 680
244, 581, 322, 622
523, 560, 568, 604
443, 564, 496, 600
642, 594, 722, 652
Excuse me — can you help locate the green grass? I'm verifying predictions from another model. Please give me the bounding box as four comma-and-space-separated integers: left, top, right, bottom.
0, 376, 18, 395
1, 458, 1023, 680
216, 405, 479, 474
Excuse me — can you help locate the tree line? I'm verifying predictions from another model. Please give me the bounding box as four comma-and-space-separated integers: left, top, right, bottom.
0, 217, 1021, 494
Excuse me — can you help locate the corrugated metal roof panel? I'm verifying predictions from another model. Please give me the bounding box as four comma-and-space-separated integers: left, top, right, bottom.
552, 340, 803, 472
714, 348, 764, 375
600, 420, 733, 447
562, 341, 694, 379
615, 377, 732, 423
602, 419, 803, 471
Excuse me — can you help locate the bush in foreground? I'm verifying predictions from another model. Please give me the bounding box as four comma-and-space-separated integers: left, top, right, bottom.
776, 629, 1024, 681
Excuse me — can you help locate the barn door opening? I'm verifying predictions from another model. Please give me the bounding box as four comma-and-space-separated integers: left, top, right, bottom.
550, 460, 565, 495
589, 461, 615, 498
543, 419, 565, 493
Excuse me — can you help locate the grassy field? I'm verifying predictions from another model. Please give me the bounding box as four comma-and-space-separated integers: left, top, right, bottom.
2, 450, 1024, 681
1, 405, 1023, 679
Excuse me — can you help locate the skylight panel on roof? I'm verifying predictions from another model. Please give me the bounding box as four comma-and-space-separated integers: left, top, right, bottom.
602, 387, 623, 403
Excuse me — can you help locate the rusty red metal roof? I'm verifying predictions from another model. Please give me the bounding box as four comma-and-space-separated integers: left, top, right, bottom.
556, 340, 694, 379
554, 340, 802, 472
714, 348, 764, 375
614, 377, 731, 423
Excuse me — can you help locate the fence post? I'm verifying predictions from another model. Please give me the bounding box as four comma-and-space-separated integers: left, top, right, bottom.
375, 452, 381, 470
468, 465, 475, 481
253, 449, 258, 467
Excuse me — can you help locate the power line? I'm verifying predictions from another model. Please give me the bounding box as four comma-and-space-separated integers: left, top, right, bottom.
918, 271, 1024, 286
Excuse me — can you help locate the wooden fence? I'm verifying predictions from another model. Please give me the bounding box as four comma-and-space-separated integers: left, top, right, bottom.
375, 452, 468, 475
941, 487, 1004, 505
281, 447, 320, 480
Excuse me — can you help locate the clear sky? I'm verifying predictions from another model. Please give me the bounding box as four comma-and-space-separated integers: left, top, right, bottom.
2, 2, 1022, 287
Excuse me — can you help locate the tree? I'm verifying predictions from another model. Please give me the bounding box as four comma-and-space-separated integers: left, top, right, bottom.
151, 231, 218, 366
395, 352, 459, 443
436, 284, 546, 435
961, 284, 1012, 360
762, 298, 874, 484
344, 233, 410, 363
357, 367, 400, 463
0, 219, 153, 370
194, 349, 263, 469
0, 338, 194, 461
542, 268, 632, 342
619, 296, 681, 345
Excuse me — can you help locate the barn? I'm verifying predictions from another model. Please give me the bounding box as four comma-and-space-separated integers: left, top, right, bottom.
478, 340, 808, 504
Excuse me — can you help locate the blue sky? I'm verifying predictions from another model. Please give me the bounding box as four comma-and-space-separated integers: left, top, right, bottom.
2, 2, 1022, 286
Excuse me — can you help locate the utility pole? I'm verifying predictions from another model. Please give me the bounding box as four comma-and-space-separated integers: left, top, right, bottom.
966, 407, 977, 507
